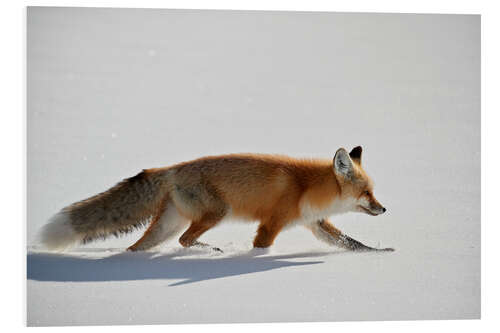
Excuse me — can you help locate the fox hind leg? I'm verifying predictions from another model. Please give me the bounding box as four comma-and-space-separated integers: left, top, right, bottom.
127, 200, 189, 251
253, 217, 287, 248
308, 219, 394, 252
178, 210, 226, 252
190, 241, 223, 253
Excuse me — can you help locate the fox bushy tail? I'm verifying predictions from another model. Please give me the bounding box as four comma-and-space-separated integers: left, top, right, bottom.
38, 170, 168, 251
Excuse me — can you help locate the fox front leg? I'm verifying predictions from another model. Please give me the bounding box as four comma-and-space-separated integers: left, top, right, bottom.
309, 219, 394, 252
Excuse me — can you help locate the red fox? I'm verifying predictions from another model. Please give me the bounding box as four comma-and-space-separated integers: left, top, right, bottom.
38, 147, 393, 252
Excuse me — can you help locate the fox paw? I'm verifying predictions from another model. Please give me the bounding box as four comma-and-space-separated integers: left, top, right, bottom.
127, 245, 139, 252
377, 247, 395, 252
248, 247, 271, 257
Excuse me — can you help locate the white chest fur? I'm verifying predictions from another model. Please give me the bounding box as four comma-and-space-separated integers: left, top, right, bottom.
290, 196, 357, 227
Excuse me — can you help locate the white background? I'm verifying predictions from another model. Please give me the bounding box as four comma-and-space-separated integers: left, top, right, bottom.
0, 2, 500, 326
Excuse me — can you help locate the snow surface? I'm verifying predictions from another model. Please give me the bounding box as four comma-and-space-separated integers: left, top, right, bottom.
27, 8, 480, 326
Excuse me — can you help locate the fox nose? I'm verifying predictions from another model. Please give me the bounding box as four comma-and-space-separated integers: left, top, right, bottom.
382, 207, 387, 213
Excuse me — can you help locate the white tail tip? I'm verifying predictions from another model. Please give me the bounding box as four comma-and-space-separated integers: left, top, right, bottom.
37, 211, 82, 252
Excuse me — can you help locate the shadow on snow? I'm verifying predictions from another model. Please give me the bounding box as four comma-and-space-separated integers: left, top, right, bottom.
26, 249, 342, 286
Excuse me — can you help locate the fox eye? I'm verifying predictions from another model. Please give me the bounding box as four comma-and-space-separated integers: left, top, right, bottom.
363, 190, 370, 196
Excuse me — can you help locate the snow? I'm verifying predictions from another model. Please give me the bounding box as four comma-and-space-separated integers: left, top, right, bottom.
27, 8, 480, 326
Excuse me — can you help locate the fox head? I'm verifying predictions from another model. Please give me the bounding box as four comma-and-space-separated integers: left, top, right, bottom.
333, 146, 386, 216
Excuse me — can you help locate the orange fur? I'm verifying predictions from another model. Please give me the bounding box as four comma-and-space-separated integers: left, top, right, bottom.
40, 147, 391, 252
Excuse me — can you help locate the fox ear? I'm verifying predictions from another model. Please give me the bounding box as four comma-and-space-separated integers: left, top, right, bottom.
333, 148, 354, 177
349, 146, 362, 164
